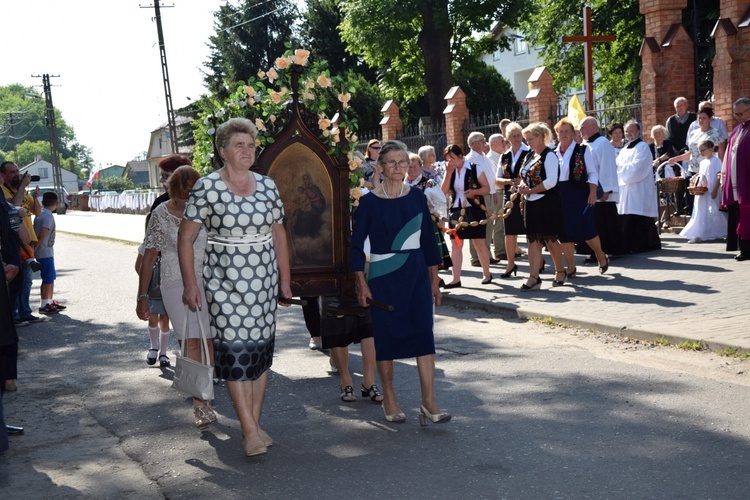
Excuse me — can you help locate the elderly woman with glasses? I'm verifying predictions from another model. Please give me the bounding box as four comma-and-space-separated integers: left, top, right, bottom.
351, 140, 450, 427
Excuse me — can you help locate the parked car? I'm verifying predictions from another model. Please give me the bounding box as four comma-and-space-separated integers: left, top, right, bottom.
30, 186, 71, 210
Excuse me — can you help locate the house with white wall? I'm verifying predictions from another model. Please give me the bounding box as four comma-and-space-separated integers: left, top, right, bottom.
146, 116, 192, 188
481, 24, 584, 109
481, 25, 544, 102
20, 159, 79, 194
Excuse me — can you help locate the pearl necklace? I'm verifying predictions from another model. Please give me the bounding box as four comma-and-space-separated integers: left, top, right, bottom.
382, 184, 404, 199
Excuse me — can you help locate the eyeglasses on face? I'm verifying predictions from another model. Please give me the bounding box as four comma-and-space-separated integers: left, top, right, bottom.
369, 145, 381, 150
383, 160, 409, 169
734, 108, 749, 118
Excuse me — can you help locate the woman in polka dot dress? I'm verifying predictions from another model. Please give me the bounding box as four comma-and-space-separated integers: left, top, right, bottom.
179, 118, 292, 457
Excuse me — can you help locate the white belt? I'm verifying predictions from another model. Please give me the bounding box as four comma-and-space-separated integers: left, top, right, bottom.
208, 233, 272, 247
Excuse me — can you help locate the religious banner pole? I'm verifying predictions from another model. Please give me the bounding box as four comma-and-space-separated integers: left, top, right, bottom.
562, 6, 616, 111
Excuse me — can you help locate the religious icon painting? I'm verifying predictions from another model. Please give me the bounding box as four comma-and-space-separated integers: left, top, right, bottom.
267, 142, 334, 268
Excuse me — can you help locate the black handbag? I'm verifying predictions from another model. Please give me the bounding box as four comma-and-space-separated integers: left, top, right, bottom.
147, 255, 162, 300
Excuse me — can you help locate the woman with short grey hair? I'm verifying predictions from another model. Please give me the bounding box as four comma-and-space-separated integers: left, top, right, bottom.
418, 145, 444, 184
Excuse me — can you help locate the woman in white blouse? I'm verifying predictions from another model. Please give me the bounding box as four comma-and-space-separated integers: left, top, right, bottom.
517, 123, 565, 290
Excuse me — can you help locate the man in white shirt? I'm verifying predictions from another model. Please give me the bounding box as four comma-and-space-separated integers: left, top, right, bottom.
466, 132, 502, 265
487, 133, 506, 165
578, 117, 626, 258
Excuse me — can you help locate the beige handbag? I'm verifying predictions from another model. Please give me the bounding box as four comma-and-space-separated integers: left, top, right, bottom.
171, 306, 214, 401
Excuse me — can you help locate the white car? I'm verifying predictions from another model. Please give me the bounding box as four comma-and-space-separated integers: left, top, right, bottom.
31, 186, 71, 210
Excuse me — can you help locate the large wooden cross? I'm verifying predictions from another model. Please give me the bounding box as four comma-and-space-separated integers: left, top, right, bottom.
562, 6, 616, 111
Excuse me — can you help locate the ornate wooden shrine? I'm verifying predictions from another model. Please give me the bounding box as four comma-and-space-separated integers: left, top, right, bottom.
251, 65, 356, 300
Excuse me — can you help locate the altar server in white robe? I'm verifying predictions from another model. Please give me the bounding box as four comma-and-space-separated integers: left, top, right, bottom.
616, 121, 661, 253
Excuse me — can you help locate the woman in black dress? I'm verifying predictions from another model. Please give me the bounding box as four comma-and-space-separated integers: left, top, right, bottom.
440, 144, 493, 287
495, 122, 529, 278
517, 123, 565, 291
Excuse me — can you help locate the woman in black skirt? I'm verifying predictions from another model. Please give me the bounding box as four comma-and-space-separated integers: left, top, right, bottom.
496, 122, 530, 278
441, 144, 492, 287
553, 119, 609, 279
518, 123, 565, 290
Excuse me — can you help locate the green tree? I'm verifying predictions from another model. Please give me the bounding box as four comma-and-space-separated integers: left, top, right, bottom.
454, 62, 517, 115
301, 0, 384, 134
344, 73, 384, 133
339, 0, 524, 124
0, 84, 81, 165
203, 0, 299, 98
98, 177, 136, 192
302, 0, 377, 81
13, 140, 53, 167
69, 143, 94, 179
516, 0, 643, 104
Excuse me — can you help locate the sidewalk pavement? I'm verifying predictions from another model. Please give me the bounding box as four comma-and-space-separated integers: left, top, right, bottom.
56, 211, 749, 351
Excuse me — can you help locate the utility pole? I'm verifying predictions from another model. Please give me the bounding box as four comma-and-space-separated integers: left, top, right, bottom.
31, 73, 66, 214
141, 0, 178, 154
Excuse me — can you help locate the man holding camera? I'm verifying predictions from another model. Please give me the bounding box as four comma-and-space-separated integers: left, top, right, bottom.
1, 161, 43, 329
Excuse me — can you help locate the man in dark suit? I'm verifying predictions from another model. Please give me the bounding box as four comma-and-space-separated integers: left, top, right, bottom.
665, 97, 697, 153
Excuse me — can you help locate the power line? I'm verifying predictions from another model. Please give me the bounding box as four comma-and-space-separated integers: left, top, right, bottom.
218, 5, 284, 33
1, 122, 41, 141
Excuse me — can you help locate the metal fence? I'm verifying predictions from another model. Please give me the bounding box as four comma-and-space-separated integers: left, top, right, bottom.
397, 121, 447, 159
552, 94, 642, 138
466, 104, 530, 139
356, 121, 448, 160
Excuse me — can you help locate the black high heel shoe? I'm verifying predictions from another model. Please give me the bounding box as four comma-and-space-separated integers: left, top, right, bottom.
361, 384, 383, 402
520, 276, 542, 291
500, 264, 518, 279
552, 270, 567, 287
481, 274, 493, 285
599, 257, 610, 274
443, 281, 462, 289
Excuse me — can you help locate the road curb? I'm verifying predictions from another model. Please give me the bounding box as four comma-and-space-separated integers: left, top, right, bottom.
441, 294, 748, 355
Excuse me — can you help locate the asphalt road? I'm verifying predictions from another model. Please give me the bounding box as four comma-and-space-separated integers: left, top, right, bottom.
3, 233, 750, 499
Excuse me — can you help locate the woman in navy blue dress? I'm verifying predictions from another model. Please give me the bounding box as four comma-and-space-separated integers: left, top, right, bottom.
553, 119, 608, 278
351, 141, 451, 426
